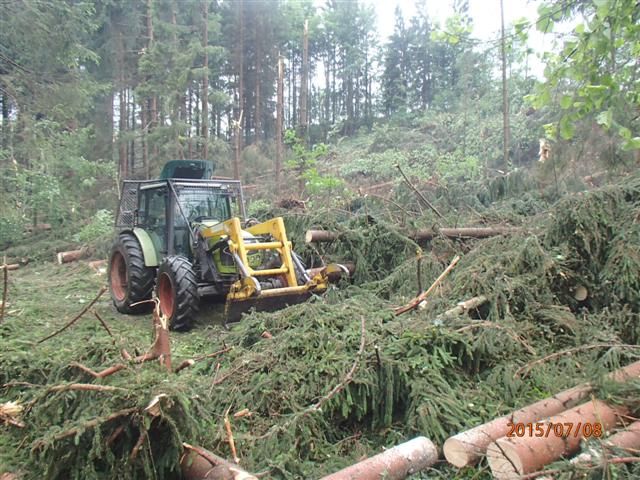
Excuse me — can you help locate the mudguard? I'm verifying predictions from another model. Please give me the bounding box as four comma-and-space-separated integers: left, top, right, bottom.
129, 228, 160, 267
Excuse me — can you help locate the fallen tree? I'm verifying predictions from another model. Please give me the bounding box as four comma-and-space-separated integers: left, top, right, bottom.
305, 226, 518, 244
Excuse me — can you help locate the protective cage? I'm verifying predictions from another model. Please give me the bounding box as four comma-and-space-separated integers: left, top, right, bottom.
115, 179, 247, 230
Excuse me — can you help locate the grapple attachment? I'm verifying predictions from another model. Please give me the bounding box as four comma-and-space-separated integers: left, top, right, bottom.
201, 217, 348, 324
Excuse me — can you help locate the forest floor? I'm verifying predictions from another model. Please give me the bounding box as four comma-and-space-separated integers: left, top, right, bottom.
2, 168, 640, 480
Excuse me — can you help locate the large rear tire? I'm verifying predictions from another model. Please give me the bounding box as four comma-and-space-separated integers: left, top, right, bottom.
156, 256, 199, 331
108, 233, 155, 314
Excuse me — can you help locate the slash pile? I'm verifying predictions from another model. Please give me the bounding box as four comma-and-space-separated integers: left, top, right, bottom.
2, 174, 640, 479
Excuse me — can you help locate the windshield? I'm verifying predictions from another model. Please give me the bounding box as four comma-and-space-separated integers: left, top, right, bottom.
175, 186, 231, 223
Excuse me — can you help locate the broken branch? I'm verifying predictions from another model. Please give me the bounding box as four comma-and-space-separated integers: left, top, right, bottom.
394, 255, 461, 315
174, 346, 233, 373
515, 343, 640, 378
37, 286, 107, 344
224, 407, 240, 464
395, 163, 444, 219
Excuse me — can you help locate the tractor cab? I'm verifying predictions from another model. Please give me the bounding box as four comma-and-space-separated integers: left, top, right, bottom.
110, 172, 345, 331
121, 179, 244, 260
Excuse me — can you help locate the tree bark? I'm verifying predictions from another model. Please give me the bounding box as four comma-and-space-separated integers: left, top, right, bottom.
57, 249, 87, 264
201, 0, 209, 159
441, 295, 488, 318
319, 437, 438, 480
411, 227, 519, 240
500, 0, 510, 168
443, 359, 640, 468
275, 55, 284, 191
254, 15, 262, 144
574, 420, 640, 464
306, 227, 517, 244
305, 230, 339, 243
299, 19, 309, 139
487, 400, 626, 479
118, 33, 127, 180
181, 443, 257, 480
233, 0, 244, 179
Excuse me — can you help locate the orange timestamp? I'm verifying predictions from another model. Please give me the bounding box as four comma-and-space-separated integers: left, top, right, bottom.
506, 421, 603, 438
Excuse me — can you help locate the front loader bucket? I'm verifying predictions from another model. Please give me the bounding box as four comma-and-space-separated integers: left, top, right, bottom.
224, 289, 314, 325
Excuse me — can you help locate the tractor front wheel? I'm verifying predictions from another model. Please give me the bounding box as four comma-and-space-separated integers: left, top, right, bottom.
108, 233, 155, 314
156, 256, 199, 331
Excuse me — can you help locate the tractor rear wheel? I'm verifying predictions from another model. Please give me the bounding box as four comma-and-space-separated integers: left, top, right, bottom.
156, 256, 199, 331
108, 233, 155, 314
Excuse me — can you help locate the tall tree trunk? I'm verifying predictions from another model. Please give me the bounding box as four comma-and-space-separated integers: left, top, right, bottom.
147, 0, 157, 128
254, 16, 262, 144
141, 104, 149, 178
1, 93, 9, 151
291, 54, 297, 129
129, 90, 136, 175
276, 55, 284, 192
324, 54, 330, 126
233, 0, 244, 178
170, 0, 182, 158
331, 49, 336, 124
299, 19, 309, 139
500, 0, 510, 169
118, 33, 127, 180
201, 0, 209, 160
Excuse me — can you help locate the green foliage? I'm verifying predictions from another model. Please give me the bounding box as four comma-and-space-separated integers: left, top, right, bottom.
528, 0, 640, 151
72, 209, 114, 244
0, 211, 26, 248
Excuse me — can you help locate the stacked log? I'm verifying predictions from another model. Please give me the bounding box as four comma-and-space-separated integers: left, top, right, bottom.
443, 359, 640, 468
487, 399, 626, 479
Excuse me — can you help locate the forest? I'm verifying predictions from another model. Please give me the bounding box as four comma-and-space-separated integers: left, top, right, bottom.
1, 0, 640, 479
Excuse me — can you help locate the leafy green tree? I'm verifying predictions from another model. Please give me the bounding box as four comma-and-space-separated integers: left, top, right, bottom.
527, 0, 640, 150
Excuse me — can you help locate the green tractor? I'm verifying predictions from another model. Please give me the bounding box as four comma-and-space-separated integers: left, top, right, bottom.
108, 161, 343, 330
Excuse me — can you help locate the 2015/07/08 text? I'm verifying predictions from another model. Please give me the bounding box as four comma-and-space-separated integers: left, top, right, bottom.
506, 422, 602, 438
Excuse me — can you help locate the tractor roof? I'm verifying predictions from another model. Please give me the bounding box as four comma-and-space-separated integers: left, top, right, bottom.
159, 160, 215, 180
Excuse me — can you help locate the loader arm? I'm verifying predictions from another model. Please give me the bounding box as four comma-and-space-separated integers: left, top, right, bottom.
200, 216, 336, 322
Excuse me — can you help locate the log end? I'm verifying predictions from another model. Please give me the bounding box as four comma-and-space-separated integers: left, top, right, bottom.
57, 252, 64, 265
305, 230, 314, 244
486, 440, 523, 480
443, 437, 478, 468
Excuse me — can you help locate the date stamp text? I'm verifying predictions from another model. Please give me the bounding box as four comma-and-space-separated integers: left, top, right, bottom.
506, 422, 603, 438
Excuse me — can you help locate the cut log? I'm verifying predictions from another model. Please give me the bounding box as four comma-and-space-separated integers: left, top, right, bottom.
57, 248, 86, 264
319, 436, 438, 480
441, 295, 488, 318
573, 285, 588, 301
305, 227, 518, 244
0, 264, 19, 271
486, 399, 626, 479
181, 443, 257, 480
573, 420, 640, 465
411, 227, 518, 241
87, 260, 107, 273
305, 230, 339, 244
443, 359, 640, 468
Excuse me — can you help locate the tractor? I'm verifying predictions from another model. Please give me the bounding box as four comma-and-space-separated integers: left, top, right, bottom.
108, 160, 344, 330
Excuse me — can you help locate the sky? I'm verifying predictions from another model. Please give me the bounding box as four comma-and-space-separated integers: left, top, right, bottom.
365, 0, 553, 77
